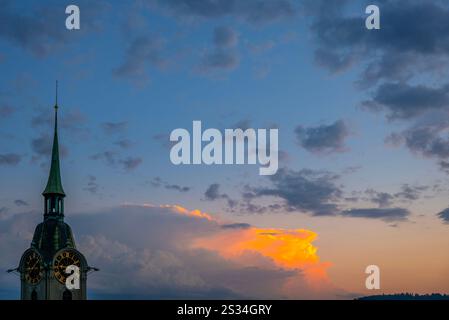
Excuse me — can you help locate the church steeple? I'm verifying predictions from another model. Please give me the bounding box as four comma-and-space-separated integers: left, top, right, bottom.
43, 82, 65, 218
15, 82, 90, 300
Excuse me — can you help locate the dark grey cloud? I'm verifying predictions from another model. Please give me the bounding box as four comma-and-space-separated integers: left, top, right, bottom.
365, 184, 428, 208
221, 223, 251, 230
232, 169, 412, 222
31, 107, 78, 164
0, 0, 105, 57
119, 157, 143, 171
152, 133, 175, 149
204, 183, 237, 208
89, 151, 118, 166
228, 119, 252, 131
0, 207, 8, 219
114, 35, 167, 80
205, 183, 223, 200
90, 149, 142, 172
114, 139, 133, 149
31, 108, 89, 142
248, 168, 342, 216
101, 122, 128, 135
199, 26, 239, 73
151, 177, 191, 193
213, 26, 238, 48
437, 208, 449, 223
0, 105, 14, 118
305, 0, 449, 86
439, 160, 449, 174
341, 208, 410, 222
366, 190, 394, 208
200, 50, 239, 71
304, 0, 449, 170
362, 83, 449, 120
84, 175, 99, 195
155, 0, 297, 25
14, 200, 28, 207
394, 184, 428, 201
31, 134, 53, 160
0, 153, 21, 166
295, 120, 349, 154
0, 0, 69, 56
31, 133, 69, 164
387, 116, 449, 161
32, 107, 86, 127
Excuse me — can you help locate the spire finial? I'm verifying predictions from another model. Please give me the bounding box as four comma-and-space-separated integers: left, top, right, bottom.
43, 82, 65, 198
55, 80, 58, 110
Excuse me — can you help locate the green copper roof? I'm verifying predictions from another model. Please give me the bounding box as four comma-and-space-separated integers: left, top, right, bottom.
31, 220, 75, 262
42, 104, 65, 197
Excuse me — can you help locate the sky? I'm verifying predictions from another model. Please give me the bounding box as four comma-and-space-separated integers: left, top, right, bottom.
0, 0, 449, 299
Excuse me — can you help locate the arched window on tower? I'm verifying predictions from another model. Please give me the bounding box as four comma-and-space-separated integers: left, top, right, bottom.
31, 290, 37, 300
63, 289, 72, 300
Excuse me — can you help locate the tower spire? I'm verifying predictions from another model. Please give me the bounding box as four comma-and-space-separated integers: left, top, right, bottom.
43, 82, 65, 198
55, 80, 58, 108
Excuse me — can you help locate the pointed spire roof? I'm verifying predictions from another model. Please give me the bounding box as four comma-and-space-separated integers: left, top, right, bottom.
43, 81, 65, 197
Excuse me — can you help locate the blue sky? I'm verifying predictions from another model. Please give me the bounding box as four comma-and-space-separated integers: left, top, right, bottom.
1, 0, 449, 299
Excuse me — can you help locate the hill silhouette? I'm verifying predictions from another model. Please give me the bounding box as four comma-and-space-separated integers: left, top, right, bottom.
357, 293, 449, 300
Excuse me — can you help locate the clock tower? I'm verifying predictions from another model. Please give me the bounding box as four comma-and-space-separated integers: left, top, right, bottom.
17, 84, 89, 300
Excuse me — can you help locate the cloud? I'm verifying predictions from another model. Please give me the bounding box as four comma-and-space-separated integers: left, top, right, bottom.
295, 120, 350, 154
385, 113, 449, 161
0, 153, 21, 166
114, 35, 167, 80
84, 175, 99, 195
394, 184, 428, 201
366, 190, 394, 208
31, 133, 65, 163
31, 108, 89, 139
114, 139, 133, 149
89, 151, 118, 166
0, 0, 105, 57
154, 0, 297, 25
152, 133, 175, 149
303, 0, 449, 168
101, 122, 128, 135
437, 208, 449, 224
0, 207, 8, 219
0, 105, 14, 118
151, 177, 191, 193
201, 50, 239, 71
119, 157, 143, 171
340, 208, 410, 222
14, 200, 28, 207
90, 151, 143, 172
0, 204, 339, 299
363, 83, 449, 120
235, 169, 412, 222
365, 185, 428, 207
247, 168, 342, 216
304, 0, 449, 85
198, 26, 240, 73
221, 223, 251, 230
204, 183, 237, 208
304, 0, 449, 172
205, 183, 224, 200
213, 26, 238, 48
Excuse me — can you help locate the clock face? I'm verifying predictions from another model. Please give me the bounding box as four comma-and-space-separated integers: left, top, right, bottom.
24, 251, 43, 284
53, 251, 81, 284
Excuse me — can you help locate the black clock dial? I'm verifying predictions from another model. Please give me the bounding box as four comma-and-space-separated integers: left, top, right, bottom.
53, 251, 81, 284
24, 251, 43, 284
